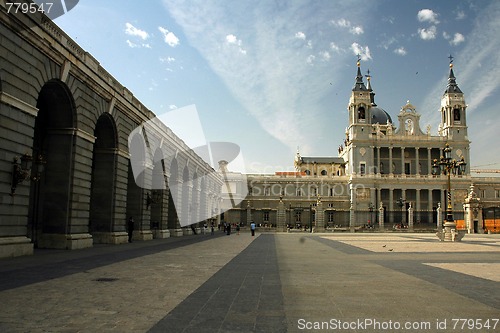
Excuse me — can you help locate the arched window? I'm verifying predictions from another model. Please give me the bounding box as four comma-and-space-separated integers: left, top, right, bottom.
305, 170, 311, 175
453, 108, 460, 121
358, 106, 366, 120
321, 170, 327, 176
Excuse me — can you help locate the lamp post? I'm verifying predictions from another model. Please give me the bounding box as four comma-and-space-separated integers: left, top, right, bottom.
432, 143, 467, 241
368, 202, 374, 229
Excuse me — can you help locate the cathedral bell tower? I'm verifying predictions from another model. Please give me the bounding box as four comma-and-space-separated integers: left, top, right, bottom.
347, 58, 372, 140
440, 56, 468, 141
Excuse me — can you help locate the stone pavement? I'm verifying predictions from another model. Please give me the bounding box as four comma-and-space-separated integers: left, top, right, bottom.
0, 231, 499, 332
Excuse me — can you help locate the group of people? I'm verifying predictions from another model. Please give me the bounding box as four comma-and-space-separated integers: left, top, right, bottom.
126, 217, 257, 242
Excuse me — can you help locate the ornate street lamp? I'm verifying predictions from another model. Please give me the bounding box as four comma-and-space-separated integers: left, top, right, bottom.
432, 143, 467, 241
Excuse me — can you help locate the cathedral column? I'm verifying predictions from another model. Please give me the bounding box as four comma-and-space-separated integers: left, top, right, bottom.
415, 148, 420, 175
416, 189, 421, 212
401, 189, 407, 225
401, 147, 405, 175
377, 147, 381, 175
427, 148, 432, 176
389, 147, 393, 175
389, 188, 394, 225
428, 189, 433, 211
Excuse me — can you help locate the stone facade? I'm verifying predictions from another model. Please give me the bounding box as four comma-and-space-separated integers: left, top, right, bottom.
0, 3, 223, 257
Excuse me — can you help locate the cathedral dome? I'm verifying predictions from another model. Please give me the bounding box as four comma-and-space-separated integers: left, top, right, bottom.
370, 107, 392, 124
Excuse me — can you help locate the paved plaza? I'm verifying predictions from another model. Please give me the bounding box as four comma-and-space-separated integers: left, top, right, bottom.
0, 231, 499, 332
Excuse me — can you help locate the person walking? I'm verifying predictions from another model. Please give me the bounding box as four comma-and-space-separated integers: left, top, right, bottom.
127, 217, 134, 243
236, 223, 240, 235
250, 221, 256, 236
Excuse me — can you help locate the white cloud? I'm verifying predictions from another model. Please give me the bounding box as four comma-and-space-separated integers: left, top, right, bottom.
331, 18, 363, 35
160, 56, 176, 63
225, 34, 247, 54
169, 105, 178, 110
319, 51, 331, 61
330, 42, 342, 53
417, 9, 440, 24
295, 31, 306, 40
350, 26, 364, 35
450, 33, 465, 46
158, 27, 180, 47
125, 22, 149, 40
443, 31, 450, 39
306, 54, 316, 64
394, 47, 407, 56
456, 10, 466, 20
350, 42, 372, 61
126, 40, 151, 49
418, 26, 437, 40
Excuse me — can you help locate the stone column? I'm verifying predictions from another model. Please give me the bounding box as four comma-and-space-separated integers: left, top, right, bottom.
378, 201, 385, 231
246, 201, 252, 225
408, 202, 414, 232
276, 197, 286, 232
349, 184, 355, 232
401, 147, 405, 175
427, 148, 432, 176
415, 148, 420, 175
436, 202, 442, 229
377, 147, 381, 175
463, 184, 483, 234
389, 147, 393, 176
315, 196, 325, 233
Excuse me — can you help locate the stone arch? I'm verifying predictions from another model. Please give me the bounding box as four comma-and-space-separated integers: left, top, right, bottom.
89, 113, 118, 241
126, 130, 147, 231
28, 79, 76, 248
192, 171, 200, 224
167, 158, 179, 230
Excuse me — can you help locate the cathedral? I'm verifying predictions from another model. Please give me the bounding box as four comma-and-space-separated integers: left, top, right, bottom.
223, 59, 500, 234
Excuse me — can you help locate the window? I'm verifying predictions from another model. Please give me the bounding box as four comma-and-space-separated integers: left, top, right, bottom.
328, 212, 335, 222
495, 190, 500, 199
358, 106, 366, 120
305, 170, 311, 175
380, 162, 384, 174
264, 187, 270, 196
321, 170, 327, 176
360, 163, 366, 175
295, 211, 302, 223
296, 188, 303, 196
263, 211, 269, 222
405, 162, 411, 175
453, 108, 460, 121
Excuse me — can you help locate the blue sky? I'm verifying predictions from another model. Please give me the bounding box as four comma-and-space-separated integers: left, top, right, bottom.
54, 0, 500, 173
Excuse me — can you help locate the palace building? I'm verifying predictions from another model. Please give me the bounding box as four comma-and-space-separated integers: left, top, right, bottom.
222, 60, 500, 234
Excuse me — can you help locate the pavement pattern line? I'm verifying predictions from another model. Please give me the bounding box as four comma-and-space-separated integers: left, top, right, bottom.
148, 234, 287, 333
0, 232, 256, 332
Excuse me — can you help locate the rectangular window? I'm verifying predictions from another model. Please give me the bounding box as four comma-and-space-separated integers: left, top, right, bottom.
405, 162, 411, 175
360, 163, 366, 175
328, 212, 334, 222
264, 187, 270, 196
263, 211, 269, 222
295, 211, 302, 223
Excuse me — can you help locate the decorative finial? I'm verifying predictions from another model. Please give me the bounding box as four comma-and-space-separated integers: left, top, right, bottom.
365, 69, 371, 80
356, 53, 361, 67
448, 54, 454, 68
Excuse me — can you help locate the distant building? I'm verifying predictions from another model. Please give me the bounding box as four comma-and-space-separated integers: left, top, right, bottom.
223, 60, 500, 234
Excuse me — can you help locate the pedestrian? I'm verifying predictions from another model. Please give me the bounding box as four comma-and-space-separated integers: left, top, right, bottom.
250, 221, 256, 236
236, 223, 240, 235
211, 222, 214, 235
127, 217, 134, 243
227, 223, 231, 235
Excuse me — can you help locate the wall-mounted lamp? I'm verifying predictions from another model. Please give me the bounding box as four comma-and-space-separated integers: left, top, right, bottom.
10, 153, 46, 196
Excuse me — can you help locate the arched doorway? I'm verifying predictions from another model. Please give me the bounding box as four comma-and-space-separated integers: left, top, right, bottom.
28, 80, 75, 248
167, 158, 179, 231
89, 113, 118, 242
181, 166, 190, 226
